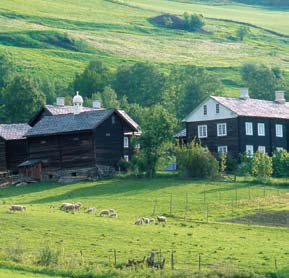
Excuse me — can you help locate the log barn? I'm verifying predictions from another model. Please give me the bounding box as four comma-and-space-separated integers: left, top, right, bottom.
0, 124, 31, 173
181, 89, 289, 159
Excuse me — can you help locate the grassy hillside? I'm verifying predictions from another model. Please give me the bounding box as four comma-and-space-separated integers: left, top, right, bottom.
1, 0, 289, 95
0, 176, 289, 277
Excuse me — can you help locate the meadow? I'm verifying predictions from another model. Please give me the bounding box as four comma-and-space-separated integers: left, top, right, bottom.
0, 175, 289, 277
1, 0, 289, 94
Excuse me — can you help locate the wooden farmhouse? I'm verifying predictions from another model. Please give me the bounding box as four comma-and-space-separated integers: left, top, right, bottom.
0, 124, 31, 174
179, 89, 289, 159
20, 92, 140, 181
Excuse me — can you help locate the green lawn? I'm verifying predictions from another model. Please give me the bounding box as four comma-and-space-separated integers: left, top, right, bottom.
0, 176, 289, 277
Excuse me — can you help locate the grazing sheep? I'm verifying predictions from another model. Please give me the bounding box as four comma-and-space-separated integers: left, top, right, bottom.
86, 207, 96, 213
134, 218, 142, 225
74, 202, 82, 210
142, 217, 150, 224
149, 218, 155, 224
9, 205, 26, 212
110, 212, 118, 218
99, 209, 110, 216
63, 204, 76, 211
157, 216, 167, 223
109, 208, 116, 214
60, 203, 72, 210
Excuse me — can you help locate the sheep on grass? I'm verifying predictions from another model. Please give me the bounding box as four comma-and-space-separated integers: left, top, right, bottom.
9, 205, 26, 212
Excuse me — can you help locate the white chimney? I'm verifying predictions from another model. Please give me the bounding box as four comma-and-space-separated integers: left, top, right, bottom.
73, 91, 83, 115
240, 88, 250, 100
93, 100, 101, 109
275, 91, 286, 104
56, 97, 65, 106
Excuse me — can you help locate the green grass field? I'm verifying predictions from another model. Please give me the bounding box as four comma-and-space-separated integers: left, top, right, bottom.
0, 175, 289, 277
1, 0, 289, 94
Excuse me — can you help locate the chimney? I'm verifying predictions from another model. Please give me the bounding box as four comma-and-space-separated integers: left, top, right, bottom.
275, 91, 286, 104
240, 88, 250, 100
56, 97, 65, 106
92, 100, 101, 109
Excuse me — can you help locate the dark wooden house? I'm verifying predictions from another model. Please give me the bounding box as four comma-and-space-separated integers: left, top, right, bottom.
182, 89, 289, 159
23, 108, 140, 180
0, 124, 31, 173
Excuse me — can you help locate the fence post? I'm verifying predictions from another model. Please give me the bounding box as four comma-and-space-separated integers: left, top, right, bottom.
206, 204, 209, 223
170, 193, 173, 215
198, 254, 201, 272
248, 187, 251, 200
203, 191, 206, 204
152, 199, 157, 215
114, 249, 117, 267
275, 258, 278, 270
186, 192, 188, 213
171, 249, 174, 270
263, 186, 266, 198
235, 184, 238, 203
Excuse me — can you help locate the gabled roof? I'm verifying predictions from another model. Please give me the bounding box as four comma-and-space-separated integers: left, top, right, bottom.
174, 128, 186, 138
0, 124, 31, 140
117, 110, 140, 132
26, 109, 140, 137
211, 96, 289, 119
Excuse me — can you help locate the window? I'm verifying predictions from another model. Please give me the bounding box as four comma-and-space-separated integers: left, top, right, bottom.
276, 124, 283, 137
198, 125, 207, 138
257, 123, 265, 136
258, 146, 266, 153
124, 155, 129, 162
111, 115, 115, 124
106, 133, 111, 137
218, 146, 228, 153
216, 104, 220, 114
217, 123, 227, 137
40, 140, 47, 144
124, 137, 129, 148
203, 105, 207, 115
246, 145, 254, 157
276, 147, 284, 152
245, 122, 253, 135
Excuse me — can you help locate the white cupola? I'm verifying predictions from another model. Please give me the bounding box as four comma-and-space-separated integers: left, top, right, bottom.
73, 91, 83, 115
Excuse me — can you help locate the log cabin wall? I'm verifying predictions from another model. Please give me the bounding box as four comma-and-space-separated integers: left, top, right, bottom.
0, 138, 7, 172
6, 139, 28, 173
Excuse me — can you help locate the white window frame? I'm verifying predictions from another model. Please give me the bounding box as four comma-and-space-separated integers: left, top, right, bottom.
245, 122, 253, 136
246, 145, 254, 157
276, 124, 283, 138
258, 146, 266, 153
124, 136, 129, 148
276, 147, 283, 152
216, 103, 220, 114
257, 123, 265, 136
203, 105, 207, 115
217, 123, 227, 137
124, 155, 129, 162
198, 125, 207, 138
218, 146, 228, 153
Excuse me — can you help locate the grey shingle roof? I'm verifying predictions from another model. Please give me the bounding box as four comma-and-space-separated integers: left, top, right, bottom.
26, 109, 114, 137
174, 128, 186, 138
44, 105, 98, 115
211, 96, 289, 119
0, 124, 31, 140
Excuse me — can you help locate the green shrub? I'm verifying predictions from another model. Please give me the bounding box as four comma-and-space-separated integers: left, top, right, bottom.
176, 141, 219, 179
183, 13, 205, 31
36, 245, 60, 267
237, 152, 252, 176
272, 149, 289, 177
117, 159, 131, 172
251, 151, 272, 182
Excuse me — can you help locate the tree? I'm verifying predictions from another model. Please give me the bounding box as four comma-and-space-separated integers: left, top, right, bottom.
113, 62, 167, 107
73, 60, 112, 98
251, 151, 272, 182
241, 63, 288, 100
137, 105, 177, 177
236, 26, 250, 41
183, 13, 205, 32
3, 75, 46, 123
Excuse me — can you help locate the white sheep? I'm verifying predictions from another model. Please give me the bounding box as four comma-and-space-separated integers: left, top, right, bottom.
134, 218, 142, 225
63, 204, 76, 211
9, 205, 26, 212
142, 217, 150, 224
99, 209, 110, 216
74, 202, 82, 210
60, 203, 72, 210
86, 207, 96, 213
157, 216, 167, 223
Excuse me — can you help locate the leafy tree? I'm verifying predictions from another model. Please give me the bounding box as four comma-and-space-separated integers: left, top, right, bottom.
251, 151, 272, 182
113, 62, 167, 107
272, 150, 289, 177
73, 60, 112, 98
137, 105, 177, 177
236, 26, 250, 41
3, 75, 46, 123
183, 13, 205, 31
241, 63, 288, 100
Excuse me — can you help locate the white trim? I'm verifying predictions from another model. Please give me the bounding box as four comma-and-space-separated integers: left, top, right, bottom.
276, 124, 283, 137
276, 147, 284, 151
257, 123, 265, 136
198, 125, 207, 138
217, 123, 227, 137
246, 145, 254, 157
218, 145, 228, 153
245, 122, 253, 136
258, 146, 266, 153
124, 136, 129, 148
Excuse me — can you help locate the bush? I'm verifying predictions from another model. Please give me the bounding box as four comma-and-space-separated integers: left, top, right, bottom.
237, 153, 252, 176
36, 245, 60, 267
117, 159, 131, 172
183, 13, 205, 31
251, 151, 272, 182
176, 141, 219, 179
272, 149, 289, 177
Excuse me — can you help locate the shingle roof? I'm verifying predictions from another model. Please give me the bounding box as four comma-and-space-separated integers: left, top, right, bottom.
0, 124, 31, 140
174, 128, 186, 138
44, 105, 98, 115
211, 96, 289, 119
26, 109, 114, 137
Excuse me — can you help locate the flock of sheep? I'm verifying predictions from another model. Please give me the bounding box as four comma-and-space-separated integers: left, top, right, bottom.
9, 204, 167, 225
